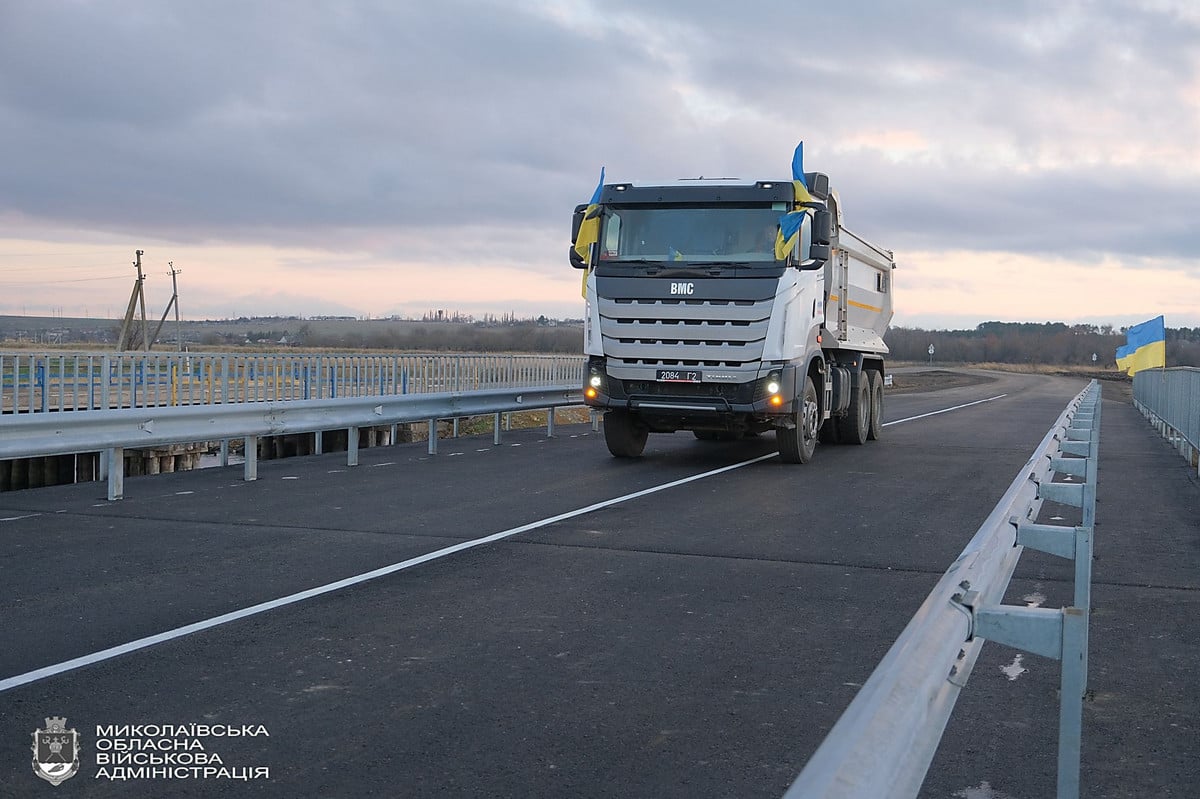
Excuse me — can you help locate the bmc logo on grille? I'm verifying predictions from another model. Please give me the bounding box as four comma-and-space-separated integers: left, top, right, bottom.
669, 282, 695, 295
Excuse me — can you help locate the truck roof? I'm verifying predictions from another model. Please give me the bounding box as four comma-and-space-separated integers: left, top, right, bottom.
600, 173, 829, 204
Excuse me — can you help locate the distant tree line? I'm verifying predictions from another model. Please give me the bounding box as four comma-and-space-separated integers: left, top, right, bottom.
886, 322, 1200, 367
202, 322, 583, 354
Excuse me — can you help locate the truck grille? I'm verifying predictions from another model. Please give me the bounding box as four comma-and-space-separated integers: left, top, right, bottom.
597, 297, 772, 368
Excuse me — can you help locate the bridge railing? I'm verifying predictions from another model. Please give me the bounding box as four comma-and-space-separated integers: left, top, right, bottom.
0, 351, 586, 414
784, 381, 1101, 799
1133, 366, 1200, 475
0, 384, 585, 501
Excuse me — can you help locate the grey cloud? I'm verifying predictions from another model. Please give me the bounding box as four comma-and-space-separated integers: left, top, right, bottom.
0, 0, 1197, 267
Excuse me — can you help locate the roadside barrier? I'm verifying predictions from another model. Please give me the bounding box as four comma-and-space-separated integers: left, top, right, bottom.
0, 385, 583, 500
1133, 367, 1200, 475
0, 351, 585, 414
784, 381, 1101, 799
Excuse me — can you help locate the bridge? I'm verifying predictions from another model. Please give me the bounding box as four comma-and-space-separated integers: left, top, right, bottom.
0, 369, 1195, 796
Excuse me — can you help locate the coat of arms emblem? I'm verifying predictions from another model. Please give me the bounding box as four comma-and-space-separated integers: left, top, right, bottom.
31, 717, 80, 786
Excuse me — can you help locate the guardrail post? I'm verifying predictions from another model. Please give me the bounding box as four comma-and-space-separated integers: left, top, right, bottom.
38, 359, 48, 414
348, 427, 359, 466
591, 409, 600, 432
1057, 607, 1087, 799
494, 412, 502, 445
220, 439, 229, 467
244, 436, 257, 481
314, 431, 323, 455
546, 407, 556, 438
427, 420, 438, 455
100, 355, 110, 410
107, 447, 123, 501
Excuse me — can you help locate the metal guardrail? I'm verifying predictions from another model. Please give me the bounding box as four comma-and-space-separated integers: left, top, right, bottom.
1133, 367, 1200, 475
0, 351, 586, 414
785, 380, 1101, 799
0, 385, 584, 500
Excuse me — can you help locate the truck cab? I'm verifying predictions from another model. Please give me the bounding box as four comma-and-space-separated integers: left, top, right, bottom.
572, 172, 893, 464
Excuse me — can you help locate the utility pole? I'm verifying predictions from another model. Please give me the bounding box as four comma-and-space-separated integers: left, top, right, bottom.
136, 250, 149, 351
170, 263, 182, 352
117, 249, 150, 351
149, 262, 183, 352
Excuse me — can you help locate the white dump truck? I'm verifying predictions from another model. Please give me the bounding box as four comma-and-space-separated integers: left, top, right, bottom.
570, 145, 895, 463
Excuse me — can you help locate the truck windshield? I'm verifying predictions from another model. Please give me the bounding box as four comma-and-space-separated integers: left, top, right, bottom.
600, 204, 783, 264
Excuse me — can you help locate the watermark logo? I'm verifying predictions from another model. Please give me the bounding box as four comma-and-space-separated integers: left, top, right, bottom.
31, 717, 80, 786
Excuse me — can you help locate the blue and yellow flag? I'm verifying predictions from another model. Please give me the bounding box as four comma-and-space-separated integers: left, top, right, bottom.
776, 141, 816, 260
1115, 315, 1166, 375
576, 167, 604, 298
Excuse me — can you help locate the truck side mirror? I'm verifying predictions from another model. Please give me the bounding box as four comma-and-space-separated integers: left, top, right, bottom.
571, 204, 587, 245
813, 209, 832, 246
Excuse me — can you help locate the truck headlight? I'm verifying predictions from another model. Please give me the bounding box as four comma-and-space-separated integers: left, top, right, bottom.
589, 375, 603, 388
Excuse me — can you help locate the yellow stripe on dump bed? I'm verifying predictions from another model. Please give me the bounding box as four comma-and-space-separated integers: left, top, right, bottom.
828, 294, 884, 314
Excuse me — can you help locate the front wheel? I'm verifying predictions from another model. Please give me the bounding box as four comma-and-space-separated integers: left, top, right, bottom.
777, 376, 819, 464
604, 411, 647, 458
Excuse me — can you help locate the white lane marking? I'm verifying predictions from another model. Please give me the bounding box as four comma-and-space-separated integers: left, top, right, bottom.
1, 513, 42, 522
882, 394, 1007, 427
0, 392, 1003, 692
0, 452, 777, 692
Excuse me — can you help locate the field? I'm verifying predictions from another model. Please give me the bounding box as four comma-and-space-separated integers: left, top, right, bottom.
0, 314, 583, 353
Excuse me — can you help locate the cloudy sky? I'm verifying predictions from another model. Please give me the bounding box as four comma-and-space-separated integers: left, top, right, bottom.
1, 0, 1197, 329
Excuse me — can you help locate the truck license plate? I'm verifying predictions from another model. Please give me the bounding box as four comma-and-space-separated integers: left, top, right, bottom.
656, 369, 702, 383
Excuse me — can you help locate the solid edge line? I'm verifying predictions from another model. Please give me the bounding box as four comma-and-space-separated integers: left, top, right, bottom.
0, 452, 778, 693
882, 394, 1007, 427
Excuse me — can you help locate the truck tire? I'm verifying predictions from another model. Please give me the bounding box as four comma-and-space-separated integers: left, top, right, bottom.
777, 376, 819, 464
867, 370, 884, 441
837, 373, 870, 445
604, 411, 647, 457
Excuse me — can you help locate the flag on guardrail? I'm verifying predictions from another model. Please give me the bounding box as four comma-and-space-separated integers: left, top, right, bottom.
1115, 315, 1166, 375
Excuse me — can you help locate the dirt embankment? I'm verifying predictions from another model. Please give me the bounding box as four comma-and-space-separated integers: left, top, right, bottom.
888, 367, 1133, 400
886, 369, 998, 394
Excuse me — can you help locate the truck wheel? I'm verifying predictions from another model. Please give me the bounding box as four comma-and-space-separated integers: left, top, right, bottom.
604, 411, 647, 457
777, 376, 819, 464
837, 374, 870, 445
867, 370, 884, 441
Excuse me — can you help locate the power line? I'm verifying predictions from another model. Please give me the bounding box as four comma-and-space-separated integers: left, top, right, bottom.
0, 250, 128, 258
0, 261, 131, 273
0, 274, 129, 286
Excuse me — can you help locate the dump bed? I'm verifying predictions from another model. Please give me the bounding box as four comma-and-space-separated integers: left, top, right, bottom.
824, 223, 894, 355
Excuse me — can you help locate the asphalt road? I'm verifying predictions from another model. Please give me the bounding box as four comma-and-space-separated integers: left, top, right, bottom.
0, 370, 1195, 798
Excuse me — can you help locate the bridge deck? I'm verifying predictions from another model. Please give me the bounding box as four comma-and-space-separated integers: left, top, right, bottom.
0, 372, 1195, 797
